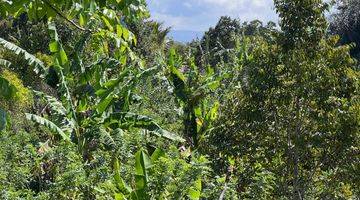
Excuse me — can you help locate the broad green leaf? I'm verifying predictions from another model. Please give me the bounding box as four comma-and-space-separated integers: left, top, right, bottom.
48, 23, 68, 70
135, 150, 152, 191
114, 193, 126, 200
188, 188, 201, 200
96, 92, 114, 113
59, 47, 69, 65
206, 66, 215, 76
49, 41, 60, 53
79, 13, 85, 27
207, 80, 220, 90
170, 65, 186, 82
0, 37, 46, 74
101, 16, 114, 31
208, 101, 219, 121
122, 27, 130, 40
116, 25, 123, 37
26, 113, 70, 141
150, 148, 165, 162
89, 0, 96, 13
194, 107, 202, 118
113, 158, 132, 194
188, 179, 202, 200
169, 48, 176, 66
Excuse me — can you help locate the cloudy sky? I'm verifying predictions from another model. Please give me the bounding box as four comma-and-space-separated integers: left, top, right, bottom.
146, 0, 279, 41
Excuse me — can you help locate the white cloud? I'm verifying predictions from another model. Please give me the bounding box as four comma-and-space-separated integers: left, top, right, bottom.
151, 12, 213, 31
198, 0, 269, 11
183, 2, 192, 8
147, 0, 278, 31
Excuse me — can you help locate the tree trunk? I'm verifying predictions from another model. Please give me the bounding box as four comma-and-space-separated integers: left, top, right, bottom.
293, 97, 302, 200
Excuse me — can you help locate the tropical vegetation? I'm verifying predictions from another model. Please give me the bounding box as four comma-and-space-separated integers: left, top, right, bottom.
0, 0, 359, 199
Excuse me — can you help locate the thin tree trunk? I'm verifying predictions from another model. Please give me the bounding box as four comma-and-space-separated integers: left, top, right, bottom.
293, 97, 302, 200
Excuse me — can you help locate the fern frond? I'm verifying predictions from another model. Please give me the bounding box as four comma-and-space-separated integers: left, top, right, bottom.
0, 38, 46, 74
26, 113, 71, 141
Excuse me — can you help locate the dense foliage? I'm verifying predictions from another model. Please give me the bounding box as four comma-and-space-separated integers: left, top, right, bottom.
0, 0, 359, 199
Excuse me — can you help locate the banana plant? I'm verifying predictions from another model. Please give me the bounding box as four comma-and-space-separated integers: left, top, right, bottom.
0, 9, 183, 154
166, 49, 221, 148
113, 148, 203, 200
113, 149, 154, 200
20, 23, 183, 161
0, 38, 47, 75
0, 2, 184, 198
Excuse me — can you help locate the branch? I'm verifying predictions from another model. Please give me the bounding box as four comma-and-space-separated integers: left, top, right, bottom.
41, 0, 92, 33
219, 166, 233, 200
218, 182, 228, 200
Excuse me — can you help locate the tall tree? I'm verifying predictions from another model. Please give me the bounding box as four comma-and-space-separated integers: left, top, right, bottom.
191, 16, 277, 69
207, 0, 359, 198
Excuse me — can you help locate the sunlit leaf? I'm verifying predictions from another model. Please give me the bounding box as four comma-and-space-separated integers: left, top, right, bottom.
0, 37, 46, 74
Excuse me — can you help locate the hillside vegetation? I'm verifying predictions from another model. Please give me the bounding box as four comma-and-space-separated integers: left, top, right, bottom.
0, 0, 359, 199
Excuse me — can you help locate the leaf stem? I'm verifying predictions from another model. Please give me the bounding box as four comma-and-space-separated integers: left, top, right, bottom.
41, 0, 92, 33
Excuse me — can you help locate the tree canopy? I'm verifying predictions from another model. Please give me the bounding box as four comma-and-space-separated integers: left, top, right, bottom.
0, 0, 359, 199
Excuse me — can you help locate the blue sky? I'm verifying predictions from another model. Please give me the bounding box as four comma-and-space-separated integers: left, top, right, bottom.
146, 0, 279, 42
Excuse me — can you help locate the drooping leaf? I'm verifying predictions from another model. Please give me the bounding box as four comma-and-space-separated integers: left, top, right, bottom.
26, 113, 70, 141
168, 50, 188, 103
79, 13, 86, 27
207, 80, 220, 91
0, 58, 11, 68
59, 48, 69, 66
101, 16, 114, 31
95, 68, 132, 113
58, 69, 76, 119
34, 91, 67, 116
106, 112, 185, 142
0, 38, 46, 74
99, 127, 125, 151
